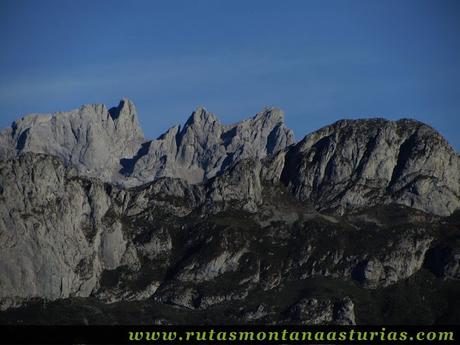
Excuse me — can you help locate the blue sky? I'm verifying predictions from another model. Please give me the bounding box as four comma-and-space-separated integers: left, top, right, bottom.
1, 0, 459, 150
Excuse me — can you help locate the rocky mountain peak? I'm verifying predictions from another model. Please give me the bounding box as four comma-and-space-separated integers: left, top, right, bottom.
0, 100, 457, 216
126, 106, 295, 185
108, 98, 144, 140
108, 98, 134, 119
1, 101, 460, 323
281, 117, 460, 216
184, 106, 218, 127
0, 99, 145, 182
0, 99, 295, 186
253, 107, 285, 124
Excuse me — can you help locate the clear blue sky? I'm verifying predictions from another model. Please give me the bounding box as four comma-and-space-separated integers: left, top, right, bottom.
1, 0, 459, 150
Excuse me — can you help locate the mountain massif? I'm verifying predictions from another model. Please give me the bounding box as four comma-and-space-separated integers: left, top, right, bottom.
0, 99, 459, 325
0, 99, 294, 186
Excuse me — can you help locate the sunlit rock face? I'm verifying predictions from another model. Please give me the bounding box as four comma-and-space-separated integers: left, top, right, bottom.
0, 99, 144, 184
0, 100, 459, 324
0, 101, 294, 187
281, 118, 460, 216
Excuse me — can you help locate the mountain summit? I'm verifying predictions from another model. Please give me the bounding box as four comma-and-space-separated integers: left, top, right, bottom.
0, 99, 459, 323
280, 118, 460, 216
0, 100, 459, 216
0, 100, 294, 186
0, 99, 144, 182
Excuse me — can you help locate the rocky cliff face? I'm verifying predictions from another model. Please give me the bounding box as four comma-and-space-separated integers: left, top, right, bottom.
0, 100, 459, 324
280, 118, 460, 216
125, 107, 294, 185
0, 101, 294, 186
0, 99, 144, 184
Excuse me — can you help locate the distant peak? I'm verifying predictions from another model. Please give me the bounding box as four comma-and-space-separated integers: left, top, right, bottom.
251, 107, 286, 126
109, 98, 136, 120
263, 107, 284, 118
299, 117, 452, 154
195, 105, 207, 113
396, 118, 432, 128
184, 106, 218, 127
326, 118, 437, 135
106, 99, 143, 140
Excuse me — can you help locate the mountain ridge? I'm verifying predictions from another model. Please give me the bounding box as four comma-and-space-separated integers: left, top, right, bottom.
1, 99, 459, 216
0, 100, 295, 186
0, 99, 459, 324
280, 116, 460, 216
1, 151, 459, 322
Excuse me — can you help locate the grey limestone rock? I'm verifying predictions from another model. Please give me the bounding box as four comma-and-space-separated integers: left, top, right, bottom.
281, 118, 460, 216
2, 100, 458, 217
0, 101, 294, 188
0, 99, 144, 184
287, 297, 356, 325
1, 99, 460, 324
0, 154, 111, 309
125, 106, 294, 185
